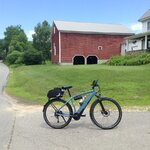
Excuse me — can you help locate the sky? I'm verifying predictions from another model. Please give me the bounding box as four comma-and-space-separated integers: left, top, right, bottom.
0, 0, 150, 40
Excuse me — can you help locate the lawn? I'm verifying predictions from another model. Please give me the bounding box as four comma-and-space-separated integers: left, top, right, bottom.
6, 62, 150, 107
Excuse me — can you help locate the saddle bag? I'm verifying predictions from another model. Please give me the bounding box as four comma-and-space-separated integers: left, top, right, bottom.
47, 88, 64, 99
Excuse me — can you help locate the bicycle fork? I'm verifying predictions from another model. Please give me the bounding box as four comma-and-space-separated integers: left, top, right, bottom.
98, 99, 109, 116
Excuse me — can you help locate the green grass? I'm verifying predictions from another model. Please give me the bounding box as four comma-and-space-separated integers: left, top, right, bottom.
107, 52, 150, 66
6, 62, 150, 107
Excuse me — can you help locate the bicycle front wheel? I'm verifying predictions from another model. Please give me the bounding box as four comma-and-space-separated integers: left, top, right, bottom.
43, 99, 73, 129
90, 97, 122, 129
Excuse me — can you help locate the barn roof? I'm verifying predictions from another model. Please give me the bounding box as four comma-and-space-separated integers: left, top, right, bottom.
53, 20, 134, 35
138, 9, 150, 22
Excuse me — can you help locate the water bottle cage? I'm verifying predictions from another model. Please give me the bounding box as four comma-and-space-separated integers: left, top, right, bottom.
74, 95, 83, 100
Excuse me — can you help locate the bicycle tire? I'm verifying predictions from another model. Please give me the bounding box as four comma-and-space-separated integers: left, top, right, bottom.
90, 97, 122, 129
43, 99, 73, 129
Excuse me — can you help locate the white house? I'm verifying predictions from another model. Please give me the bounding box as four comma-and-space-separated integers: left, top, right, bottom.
121, 9, 150, 55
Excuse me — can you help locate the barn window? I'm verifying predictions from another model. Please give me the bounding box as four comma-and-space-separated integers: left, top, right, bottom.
54, 27, 56, 34
87, 56, 98, 64
53, 43, 56, 55
73, 56, 85, 65
98, 46, 103, 50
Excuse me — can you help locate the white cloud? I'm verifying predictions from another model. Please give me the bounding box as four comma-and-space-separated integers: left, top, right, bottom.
25, 30, 35, 41
129, 23, 142, 33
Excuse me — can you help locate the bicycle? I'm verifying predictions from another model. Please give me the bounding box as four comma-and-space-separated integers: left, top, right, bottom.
43, 80, 122, 129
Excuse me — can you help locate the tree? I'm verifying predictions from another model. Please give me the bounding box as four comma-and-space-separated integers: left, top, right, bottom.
6, 51, 23, 64
0, 39, 6, 60
23, 48, 43, 65
4, 25, 28, 64
32, 20, 51, 60
4, 25, 28, 54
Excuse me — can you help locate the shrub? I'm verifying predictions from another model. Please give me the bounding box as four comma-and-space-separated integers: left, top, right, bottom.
23, 49, 43, 65
107, 52, 150, 66
6, 51, 23, 64
0, 51, 6, 60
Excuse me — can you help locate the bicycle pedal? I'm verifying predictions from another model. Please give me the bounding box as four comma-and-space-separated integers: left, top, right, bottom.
81, 114, 86, 117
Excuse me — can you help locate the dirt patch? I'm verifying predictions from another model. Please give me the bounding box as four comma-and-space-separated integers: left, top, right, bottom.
4, 91, 42, 116
3, 91, 150, 114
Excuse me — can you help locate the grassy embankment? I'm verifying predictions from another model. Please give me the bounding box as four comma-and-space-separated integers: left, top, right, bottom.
6, 62, 150, 108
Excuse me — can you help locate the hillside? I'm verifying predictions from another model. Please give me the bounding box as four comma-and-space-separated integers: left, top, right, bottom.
6, 62, 150, 107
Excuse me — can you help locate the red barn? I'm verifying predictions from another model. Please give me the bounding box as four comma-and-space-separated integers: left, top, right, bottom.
51, 21, 133, 64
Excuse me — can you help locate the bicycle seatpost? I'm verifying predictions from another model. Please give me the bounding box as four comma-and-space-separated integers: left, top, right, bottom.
67, 89, 71, 97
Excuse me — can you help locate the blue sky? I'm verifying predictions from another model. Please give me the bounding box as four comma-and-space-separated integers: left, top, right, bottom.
0, 0, 150, 40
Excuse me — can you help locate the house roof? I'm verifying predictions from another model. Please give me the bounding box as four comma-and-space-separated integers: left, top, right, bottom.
53, 20, 134, 35
125, 31, 150, 40
138, 9, 150, 22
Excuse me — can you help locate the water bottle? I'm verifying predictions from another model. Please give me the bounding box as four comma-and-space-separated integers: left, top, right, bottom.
79, 96, 85, 106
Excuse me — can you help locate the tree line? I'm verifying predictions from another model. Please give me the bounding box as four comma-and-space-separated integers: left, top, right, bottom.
0, 20, 51, 65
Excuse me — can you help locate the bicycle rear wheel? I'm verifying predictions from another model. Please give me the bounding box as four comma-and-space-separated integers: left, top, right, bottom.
90, 97, 122, 129
43, 99, 73, 129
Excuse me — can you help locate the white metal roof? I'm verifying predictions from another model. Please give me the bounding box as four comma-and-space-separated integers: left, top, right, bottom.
53, 20, 134, 35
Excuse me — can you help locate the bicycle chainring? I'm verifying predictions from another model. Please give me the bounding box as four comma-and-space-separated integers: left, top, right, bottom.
73, 113, 81, 120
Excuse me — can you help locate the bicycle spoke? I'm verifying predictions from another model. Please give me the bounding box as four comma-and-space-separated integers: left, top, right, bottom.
50, 103, 58, 111
61, 116, 67, 123
43, 99, 73, 129
90, 98, 122, 129
56, 116, 59, 123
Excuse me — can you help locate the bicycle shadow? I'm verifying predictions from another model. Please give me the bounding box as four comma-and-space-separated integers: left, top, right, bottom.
40, 117, 120, 131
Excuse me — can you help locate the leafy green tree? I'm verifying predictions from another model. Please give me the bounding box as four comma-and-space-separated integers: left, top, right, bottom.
32, 20, 51, 60
0, 39, 6, 60
6, 51, 23, 64
23, 48, 43, 65
4, 25, 28, 64
4, 25, 28, 54
9, 38, 26, 53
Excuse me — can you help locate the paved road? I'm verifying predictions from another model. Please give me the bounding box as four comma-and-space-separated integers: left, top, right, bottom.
0, 63, 15, 150
0, 62, 150, 150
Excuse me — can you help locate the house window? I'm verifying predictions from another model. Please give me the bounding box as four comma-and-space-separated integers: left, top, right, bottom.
132, 40, 137, 44
147, 22, 150, 31
53, 43, 56, 55
147, 40, 150, 49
